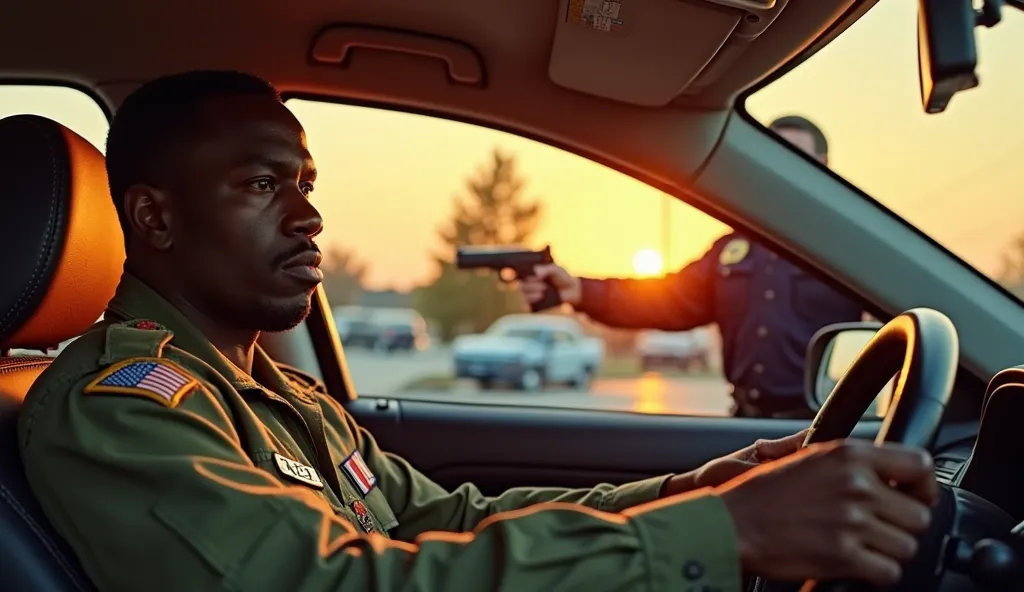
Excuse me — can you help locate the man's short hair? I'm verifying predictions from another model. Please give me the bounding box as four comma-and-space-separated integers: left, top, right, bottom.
105, 70, 281, 233
769, 115, 828, 157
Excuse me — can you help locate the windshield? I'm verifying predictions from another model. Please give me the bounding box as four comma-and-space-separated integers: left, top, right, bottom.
746, 2, 1024, 298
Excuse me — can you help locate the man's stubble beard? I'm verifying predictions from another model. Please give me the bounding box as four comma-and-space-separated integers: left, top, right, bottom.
197, 282, 314, 334
258, 295, 314, 333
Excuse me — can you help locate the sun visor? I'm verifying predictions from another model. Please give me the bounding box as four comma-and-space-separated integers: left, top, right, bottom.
549, 0, 789, 106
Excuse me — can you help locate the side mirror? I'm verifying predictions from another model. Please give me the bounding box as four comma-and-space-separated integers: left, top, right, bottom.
804, 322, 896, 419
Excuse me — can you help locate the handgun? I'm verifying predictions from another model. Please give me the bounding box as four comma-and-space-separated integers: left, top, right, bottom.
455, 245, 563, 312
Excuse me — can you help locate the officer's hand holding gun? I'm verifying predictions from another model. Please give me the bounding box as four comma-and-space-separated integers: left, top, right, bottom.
456, 245, 573, 312
522, 262, 581, 307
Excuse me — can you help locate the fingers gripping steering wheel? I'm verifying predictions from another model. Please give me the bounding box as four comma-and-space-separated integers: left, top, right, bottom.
753, 308, 959, 592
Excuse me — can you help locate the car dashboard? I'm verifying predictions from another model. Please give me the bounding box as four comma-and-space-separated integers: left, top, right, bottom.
957, 366, 1024, 523
912, 373, 985, 487
936, 449, 972, 485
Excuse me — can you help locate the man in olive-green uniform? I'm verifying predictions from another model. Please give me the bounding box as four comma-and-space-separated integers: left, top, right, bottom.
19, 71, 939, 592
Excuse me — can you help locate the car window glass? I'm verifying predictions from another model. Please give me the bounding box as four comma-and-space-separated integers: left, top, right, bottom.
1, 85, 110, 357
746, 4, 1024, 301
286, 100, 874, 418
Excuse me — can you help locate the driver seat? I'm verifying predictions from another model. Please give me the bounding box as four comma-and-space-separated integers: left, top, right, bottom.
0, 114, 125, 590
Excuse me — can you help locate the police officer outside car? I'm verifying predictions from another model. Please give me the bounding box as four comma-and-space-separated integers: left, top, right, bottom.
523, 116, 863, 419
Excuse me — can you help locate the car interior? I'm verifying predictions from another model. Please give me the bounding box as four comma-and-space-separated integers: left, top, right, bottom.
3, 0, 1024, 590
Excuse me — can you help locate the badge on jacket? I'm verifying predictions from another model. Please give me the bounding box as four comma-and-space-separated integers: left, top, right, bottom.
719, 238, 750, 265
340, 450, 378, 495
350, 500, 376, 533
273, 453, 324, 490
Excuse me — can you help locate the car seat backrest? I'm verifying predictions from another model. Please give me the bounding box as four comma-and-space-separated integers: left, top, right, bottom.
0, 114, 125, 591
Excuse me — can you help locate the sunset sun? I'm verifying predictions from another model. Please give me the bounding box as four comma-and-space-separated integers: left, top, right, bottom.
631, 249, 664, 277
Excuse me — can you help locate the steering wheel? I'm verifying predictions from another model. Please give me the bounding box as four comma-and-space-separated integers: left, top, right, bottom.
804, 307, 958, 450
754, 308, 963, 592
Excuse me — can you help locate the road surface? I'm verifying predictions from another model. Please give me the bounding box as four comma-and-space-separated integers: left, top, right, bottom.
344, 346, 733, 417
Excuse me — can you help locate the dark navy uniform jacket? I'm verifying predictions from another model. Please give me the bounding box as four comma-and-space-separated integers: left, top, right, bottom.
577, 233, 862, 400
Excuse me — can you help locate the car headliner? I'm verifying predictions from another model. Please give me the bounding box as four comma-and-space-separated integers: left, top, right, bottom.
3, 0, 868, 115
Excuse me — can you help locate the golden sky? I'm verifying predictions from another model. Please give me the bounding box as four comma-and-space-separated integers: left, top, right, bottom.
2, 1, 1021, 292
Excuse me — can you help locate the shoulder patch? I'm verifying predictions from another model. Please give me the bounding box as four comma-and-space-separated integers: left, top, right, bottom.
84, 358, 197, 407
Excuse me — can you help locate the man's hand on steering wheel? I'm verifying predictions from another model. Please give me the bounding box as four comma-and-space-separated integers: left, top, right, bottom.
662, 430, 811, 496
717, 439, 940, 587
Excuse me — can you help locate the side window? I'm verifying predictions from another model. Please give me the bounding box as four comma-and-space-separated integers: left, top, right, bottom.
1, 85, 110, 357
0, 85, 108, 152
286, 100, 866, 418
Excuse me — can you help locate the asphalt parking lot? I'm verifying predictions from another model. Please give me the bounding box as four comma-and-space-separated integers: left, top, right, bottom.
344, 346, 733, 416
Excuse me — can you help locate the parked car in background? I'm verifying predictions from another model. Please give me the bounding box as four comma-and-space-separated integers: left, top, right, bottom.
637, 328, 711, 372
332, 305, 362, 344
452, 314, 605, 392
332, 306, 378, 348
372, 308, 431, 353
333, 306, 430, 352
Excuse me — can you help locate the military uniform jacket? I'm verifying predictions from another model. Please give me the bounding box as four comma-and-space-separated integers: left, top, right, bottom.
19, 273, 741, 592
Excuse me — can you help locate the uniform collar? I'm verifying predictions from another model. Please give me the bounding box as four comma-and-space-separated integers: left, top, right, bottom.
104, 272, 299, 396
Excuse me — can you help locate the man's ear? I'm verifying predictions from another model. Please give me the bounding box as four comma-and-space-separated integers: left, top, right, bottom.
123, 184, 174, 251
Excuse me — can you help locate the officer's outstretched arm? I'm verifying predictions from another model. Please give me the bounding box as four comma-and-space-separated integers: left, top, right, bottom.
21, 374, 740, 592
575, 239, 722, 331
320, 395, 673, 540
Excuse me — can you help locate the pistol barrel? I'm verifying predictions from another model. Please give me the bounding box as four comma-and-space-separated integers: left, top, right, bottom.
455, 245, 552, 270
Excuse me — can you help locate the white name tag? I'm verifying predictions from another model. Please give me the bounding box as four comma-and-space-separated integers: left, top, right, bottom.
273, 453, 324, 490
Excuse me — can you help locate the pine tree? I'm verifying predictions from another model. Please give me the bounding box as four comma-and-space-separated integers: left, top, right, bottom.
415, 149, 543, 341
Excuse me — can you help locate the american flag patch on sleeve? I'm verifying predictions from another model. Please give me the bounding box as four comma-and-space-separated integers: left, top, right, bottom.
84, 358, 197, 408
340, 450, 378, 495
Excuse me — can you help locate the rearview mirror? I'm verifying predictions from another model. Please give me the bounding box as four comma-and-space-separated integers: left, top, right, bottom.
917, 0, 979, 114
804, 322, 896, 419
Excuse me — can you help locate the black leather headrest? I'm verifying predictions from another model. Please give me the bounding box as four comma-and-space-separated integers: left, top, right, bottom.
0, 115, 124, 350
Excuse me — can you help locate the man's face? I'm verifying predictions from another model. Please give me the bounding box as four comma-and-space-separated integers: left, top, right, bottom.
774, 127, 826, 164
166, 95, 324, 332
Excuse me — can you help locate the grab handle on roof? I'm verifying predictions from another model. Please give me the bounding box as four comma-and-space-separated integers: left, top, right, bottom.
309, 25, 484, 87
